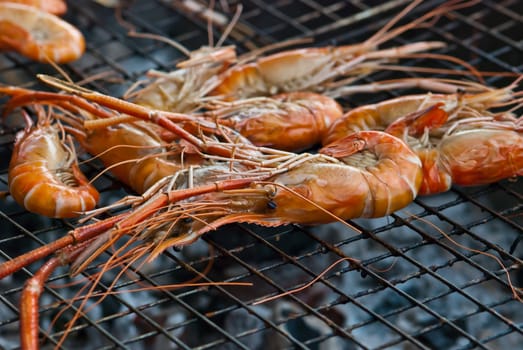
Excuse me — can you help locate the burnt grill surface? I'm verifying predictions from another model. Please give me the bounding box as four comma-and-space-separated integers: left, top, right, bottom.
0, 0, 522, 349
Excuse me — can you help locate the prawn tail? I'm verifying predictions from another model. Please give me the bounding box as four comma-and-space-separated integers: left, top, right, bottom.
417, 150, 452, 196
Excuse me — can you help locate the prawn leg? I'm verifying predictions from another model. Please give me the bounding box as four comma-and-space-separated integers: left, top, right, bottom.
70, 176, 269, 274
20, 241, 90, 350
21, 257, 62, 350
0, 214, 125, 280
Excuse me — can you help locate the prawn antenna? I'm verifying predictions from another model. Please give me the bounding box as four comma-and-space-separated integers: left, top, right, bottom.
366, 0, 480, 49
207, 0, 216, 47
216, 3, 242, 48
44, 52, 74, 84
127, 31, 191, 57
405, 211, 523, 303
253, 257, 360, 305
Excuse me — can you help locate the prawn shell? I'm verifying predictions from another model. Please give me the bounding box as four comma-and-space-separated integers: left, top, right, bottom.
212, 48, 333, 99
0, 3, 84, 63
323, 95, 448, 145
9, 161, 98, 218
321, 132, 423, 219
8, 124, 99, 218
76, 122, 198, 194
252, 131, 423, 224
129, 158, 182, 195
224, 92, 343, 152
269, 162, 370, 223
0, 0, 67, 15
439, 129, 523, 187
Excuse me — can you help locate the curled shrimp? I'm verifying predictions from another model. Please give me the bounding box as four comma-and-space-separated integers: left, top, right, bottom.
205, 92, 343, 151
8, 108, 99, 218
384, 102, 523, 194
0, 2, 84, 63
75, 130, 422, 259
322, 84, 515, 145
209, 1, 477, 100
0, 0, 67, 15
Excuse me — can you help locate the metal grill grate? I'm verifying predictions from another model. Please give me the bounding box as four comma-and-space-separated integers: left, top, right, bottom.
0, 0, 522, 349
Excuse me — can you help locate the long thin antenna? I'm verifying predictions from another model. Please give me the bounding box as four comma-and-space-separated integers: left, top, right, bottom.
216, 4, 242, 48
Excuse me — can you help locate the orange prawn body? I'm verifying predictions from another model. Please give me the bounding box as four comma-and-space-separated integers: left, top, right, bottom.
8, 118, 99, 218
322, 90, 513, 145
212, 92, 343, 151
268, 130, 423, 223
385, 104, 523, 195
71, 121, 203, 195
0, 0, 67, 15
0, 3, 84, 63
210, 42, 444, 100
437, 128, 523, 187
187, 131, 423, 232
211, 48, 338, 99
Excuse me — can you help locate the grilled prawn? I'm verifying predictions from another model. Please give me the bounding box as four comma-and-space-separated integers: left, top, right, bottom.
209, 1, 475, 100
77, 130, 423, 256
0, 2, 84, 63
322, 85, 515, 145
384, 103, 523, 194
8, 108, 99, 218
206, 92, 343, 151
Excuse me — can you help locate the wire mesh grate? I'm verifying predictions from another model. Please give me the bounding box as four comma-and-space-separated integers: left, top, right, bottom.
0, 0, 522, 349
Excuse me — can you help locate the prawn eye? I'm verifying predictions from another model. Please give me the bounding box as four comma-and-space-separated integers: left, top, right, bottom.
267, 200, 277, 210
